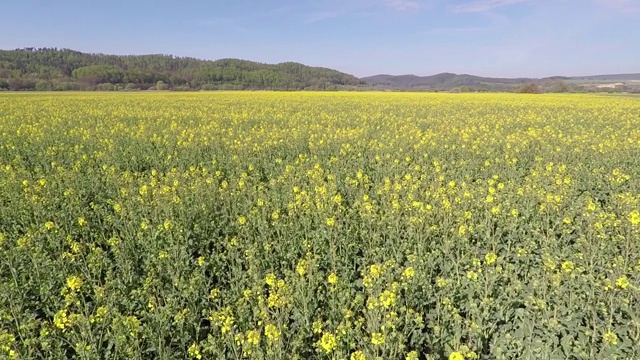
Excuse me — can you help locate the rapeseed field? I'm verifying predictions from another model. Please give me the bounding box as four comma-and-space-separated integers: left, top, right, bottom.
1, 92, 639, 359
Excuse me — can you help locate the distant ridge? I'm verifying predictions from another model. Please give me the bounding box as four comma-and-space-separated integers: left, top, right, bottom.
361, 72, 534, 90
570, 74, 640, 81
361, 72, 640, 91
0, 47, 364, 91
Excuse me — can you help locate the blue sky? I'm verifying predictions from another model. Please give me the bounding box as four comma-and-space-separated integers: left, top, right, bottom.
1, 0, 638, 77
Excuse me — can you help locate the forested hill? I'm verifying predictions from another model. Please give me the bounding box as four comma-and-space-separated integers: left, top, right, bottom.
0, 48, 364, 91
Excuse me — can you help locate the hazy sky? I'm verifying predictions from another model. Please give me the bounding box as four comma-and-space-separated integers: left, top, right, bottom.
1, 0, 638, 77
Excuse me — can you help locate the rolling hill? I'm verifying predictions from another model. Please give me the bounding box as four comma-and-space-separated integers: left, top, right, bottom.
570, 73, 640, 81
0, 48, 364, 91
361, 72, 640, 91
360, 73, 536, 91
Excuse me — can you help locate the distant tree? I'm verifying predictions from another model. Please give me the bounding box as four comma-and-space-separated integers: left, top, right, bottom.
96, 83, 115, 91
72, 65, 125, 85
515, 82, 542, 94
35, 80, 52, 91
8, 78, 36, 91
548, 80, 570, 93
173, 85, 191, 91
156, 81, 168, 90
53, 81, 80, 91
200, 84, 218, 91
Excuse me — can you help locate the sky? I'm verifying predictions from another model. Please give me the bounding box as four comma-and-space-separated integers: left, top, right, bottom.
1, 0, 639, 78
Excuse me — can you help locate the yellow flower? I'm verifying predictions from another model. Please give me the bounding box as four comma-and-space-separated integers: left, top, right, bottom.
163, 219, 172, 230
237, 216, 247, 225
379, 290, 397, 308
544, 258, 556, 271
328, 272, 338, 285
54, 309, 71, 329
77, 217, 86, 226
366, 296, 379, 310
44, 221, 55, 230
209, 307, 234, 334
265, 273, 277, 287
449, 351, 465, 360
317, 332, 337, 353
147, 298, 155, 312
245, 329, 260, 346
187, 343, 202, 359
209, 288, 220, 300
369, 264, 383, 278
90, 306, 107, 324
296, 259, 307, 276
562, 261, 574, 273
402, 266, 415, 279
312, 320, 323, 334
326, 217, 336, 227
0, 331, 16, 357
125, 316, 141, 335
371, 332, 384, 345
350, 350, 366, 360
603, 331, 618, 345
406, 350, 419, 360
467, 271, 478, 281
267, 292, 284, 308
264, 324, 281, 342
242, 289, 252, 299
436, 277, 448, 288
484, 252, 497, 265
66, 275, 83, 291
234, 333, 244, 346
616, 276, 629, 289
629, 210, 640, 226
196, 256, 205, 266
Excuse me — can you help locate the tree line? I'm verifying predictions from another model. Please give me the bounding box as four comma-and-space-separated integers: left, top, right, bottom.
0, 48, 365, 91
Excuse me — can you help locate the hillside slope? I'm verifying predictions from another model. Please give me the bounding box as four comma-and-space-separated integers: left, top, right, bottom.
0, 48, 364, 91
362, 73, 549, 91
361, 72, 640, 91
